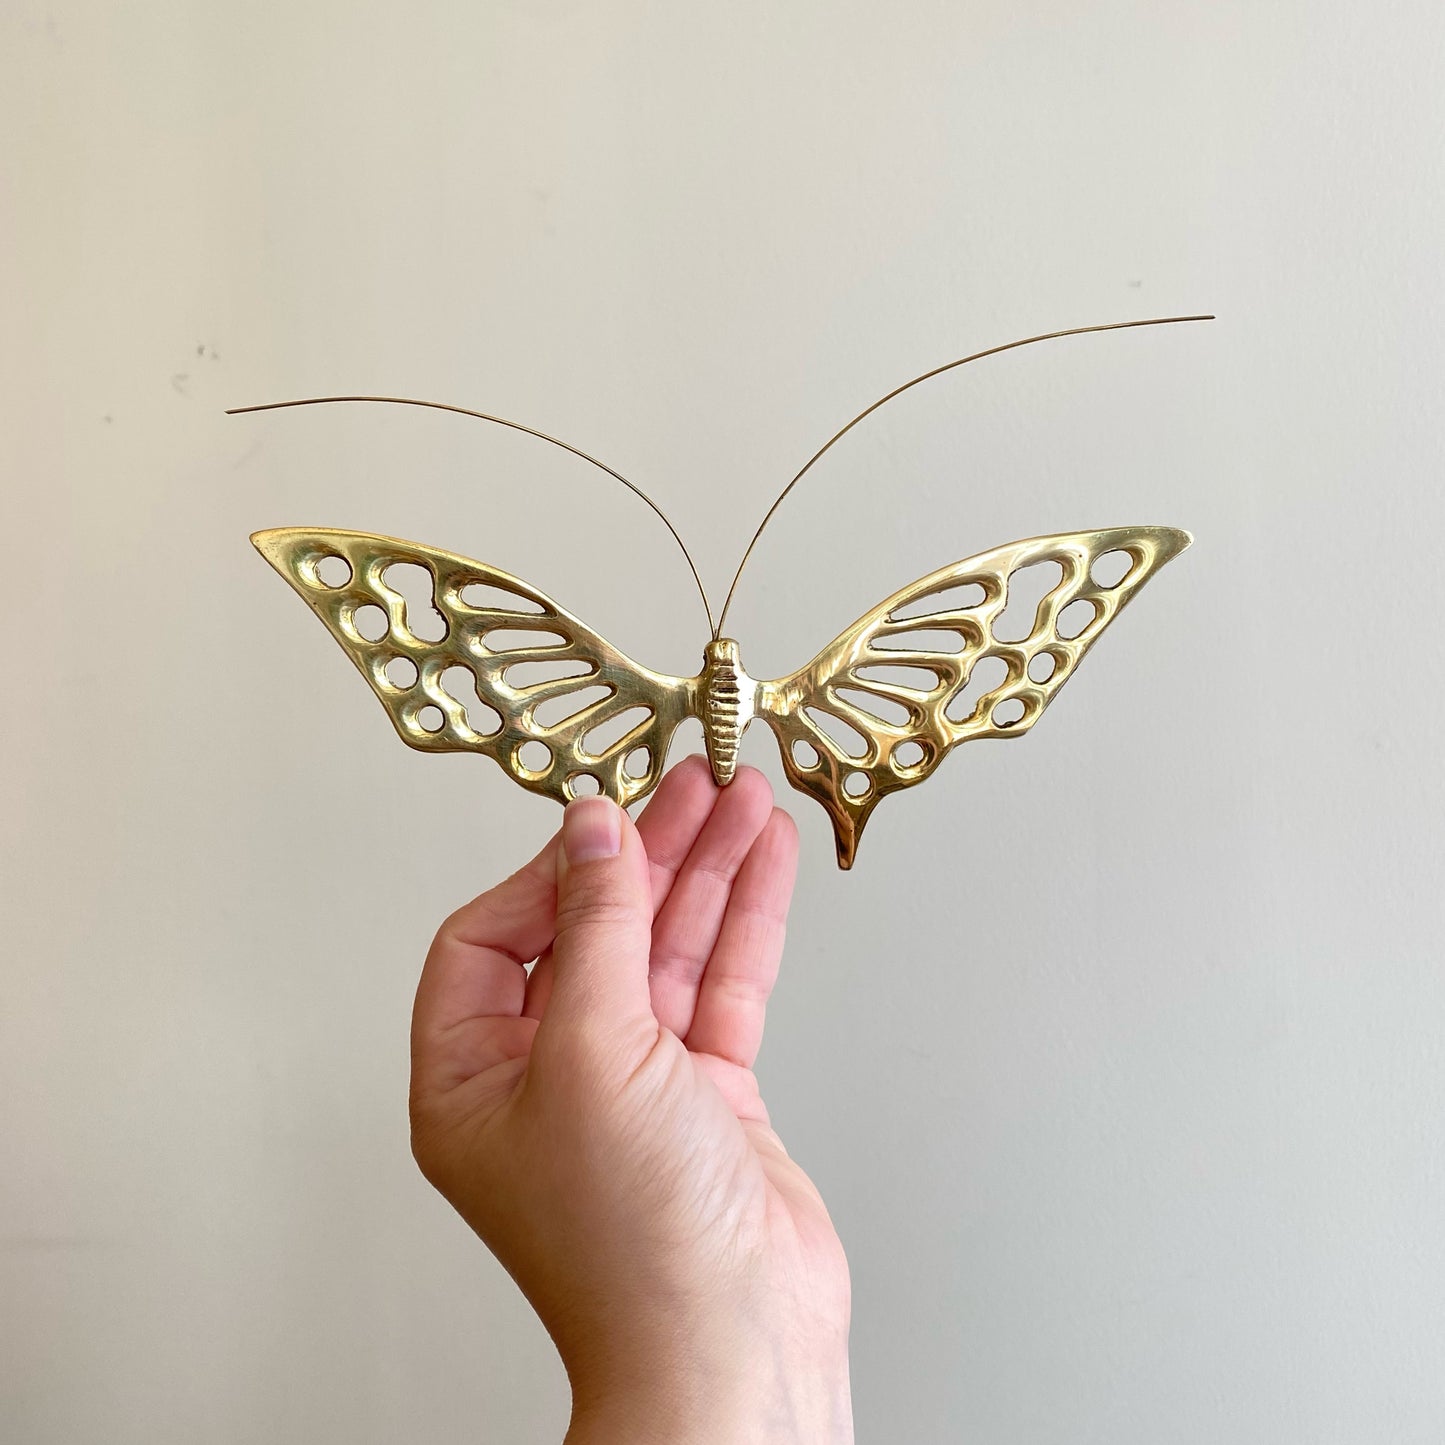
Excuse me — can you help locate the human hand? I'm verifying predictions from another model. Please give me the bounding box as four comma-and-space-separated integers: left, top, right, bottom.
409, 756, 853, 1444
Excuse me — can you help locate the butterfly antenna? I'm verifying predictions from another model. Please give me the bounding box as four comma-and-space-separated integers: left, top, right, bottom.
226, 394, 717, 636
713, 313, 1214, 638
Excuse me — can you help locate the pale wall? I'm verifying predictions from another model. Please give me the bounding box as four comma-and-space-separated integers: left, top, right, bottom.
4, 2, 1443, 1441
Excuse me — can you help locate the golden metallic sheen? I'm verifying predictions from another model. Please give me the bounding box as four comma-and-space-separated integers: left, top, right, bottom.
241, 315, 1208, 867
252, 523, 1190, 868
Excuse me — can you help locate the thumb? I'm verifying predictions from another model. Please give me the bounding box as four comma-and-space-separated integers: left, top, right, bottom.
543, 796, 654, 1029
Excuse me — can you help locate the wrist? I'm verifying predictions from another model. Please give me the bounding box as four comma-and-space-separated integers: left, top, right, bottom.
564, 1338, 852, 1445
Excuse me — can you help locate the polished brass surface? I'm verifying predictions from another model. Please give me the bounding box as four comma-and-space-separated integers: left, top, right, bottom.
756, 525, 1191, 866
252, 524, 1189, 868
252, 527, 697, 809
700, 638, 755, 787
242, 316, 1204, 867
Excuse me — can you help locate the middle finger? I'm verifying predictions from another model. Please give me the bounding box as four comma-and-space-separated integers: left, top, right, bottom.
645, 764, 775, 1037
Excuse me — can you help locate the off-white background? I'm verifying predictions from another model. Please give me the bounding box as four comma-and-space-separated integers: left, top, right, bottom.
4, 2, 1443, 1441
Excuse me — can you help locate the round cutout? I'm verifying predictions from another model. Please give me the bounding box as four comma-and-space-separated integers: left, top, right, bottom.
517, 740, 552, 774
893, 740, 926, 770
352, 604, 389, 642
383, 656, 418, 688
1058, 600, 1097, 640
1027, 652, 1057, 684
1090, 549, 1134, 588
992, 698, 1026, 727
315, 554, 352, 588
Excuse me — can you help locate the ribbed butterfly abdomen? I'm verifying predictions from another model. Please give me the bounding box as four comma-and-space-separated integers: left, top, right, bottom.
700, 638, 758, 786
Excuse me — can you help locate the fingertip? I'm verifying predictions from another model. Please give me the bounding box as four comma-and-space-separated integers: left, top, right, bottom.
635, 753, 723, 868
560, 795, 623, 864
672, 752, 722, 802
729, 764, 775, 810
718, 767, 776, 843
615, 796, 651, 859
755, 808, 800, 889
433, 831, 559, 953
767, 804, 800, 851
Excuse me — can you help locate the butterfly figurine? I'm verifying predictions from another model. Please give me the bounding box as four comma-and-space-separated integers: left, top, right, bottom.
240, 316, 1205, 868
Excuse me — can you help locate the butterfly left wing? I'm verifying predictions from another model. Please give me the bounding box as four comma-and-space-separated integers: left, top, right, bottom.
252, 527, 697, 808
756, 526, 1191, 867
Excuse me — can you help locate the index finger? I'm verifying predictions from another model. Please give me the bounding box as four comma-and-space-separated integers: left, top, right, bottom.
412, 833, 559, 1051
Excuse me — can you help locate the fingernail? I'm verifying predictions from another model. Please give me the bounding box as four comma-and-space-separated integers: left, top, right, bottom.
562, 796, 621, 863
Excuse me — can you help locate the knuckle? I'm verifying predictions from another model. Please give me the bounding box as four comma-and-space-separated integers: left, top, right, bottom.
552, 889, 639, 936
713, 969, 772, 1007
435, 896, 493, 949
648, 943, 708, 985
532, 1015, 637, 1088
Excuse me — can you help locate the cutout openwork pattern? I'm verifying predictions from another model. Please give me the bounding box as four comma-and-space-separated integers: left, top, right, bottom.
756, 526, 1191, 865
256, 524, 1189, 867
240, 314, 1207, 868
255, 528, 696, 807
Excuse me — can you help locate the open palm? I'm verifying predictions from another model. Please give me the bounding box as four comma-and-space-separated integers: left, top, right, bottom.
409, 755, 853, 1444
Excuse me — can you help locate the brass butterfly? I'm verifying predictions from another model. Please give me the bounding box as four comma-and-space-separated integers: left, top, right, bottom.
240, 317, 1204, 868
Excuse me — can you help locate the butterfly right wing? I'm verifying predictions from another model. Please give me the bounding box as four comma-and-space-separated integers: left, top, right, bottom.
756, 526, 1191, 867
253, 527, 698, 808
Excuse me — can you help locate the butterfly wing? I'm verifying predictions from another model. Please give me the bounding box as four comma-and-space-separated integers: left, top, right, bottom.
253, 528, 697, 808
756, 526, 1191, 867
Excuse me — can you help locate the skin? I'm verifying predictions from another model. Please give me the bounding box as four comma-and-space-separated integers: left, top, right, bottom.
409, 755, 854, 1444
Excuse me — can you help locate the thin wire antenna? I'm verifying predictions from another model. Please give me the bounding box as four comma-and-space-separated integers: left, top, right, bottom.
226, 394, 717, 636
713, 314, 1214, 638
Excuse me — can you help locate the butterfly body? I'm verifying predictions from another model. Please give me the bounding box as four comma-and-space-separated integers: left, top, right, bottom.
254, 522, 1189, 869
700, 638, 756, 786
